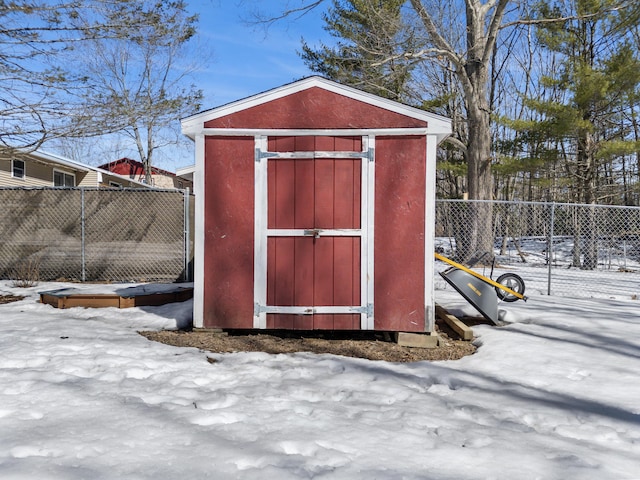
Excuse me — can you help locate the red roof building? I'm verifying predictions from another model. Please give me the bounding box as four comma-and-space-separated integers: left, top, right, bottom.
98, 158, 193, 190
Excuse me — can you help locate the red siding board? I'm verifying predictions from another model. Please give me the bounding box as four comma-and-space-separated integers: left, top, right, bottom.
374, 136, 427, 332
203, 136, 255, 329
205, 88, 427, 130
295, 160, 315, 228
295, 237, 314, 306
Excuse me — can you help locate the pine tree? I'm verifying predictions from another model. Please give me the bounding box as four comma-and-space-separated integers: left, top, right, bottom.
300, 0, 418, 102
516, 0, 640, 267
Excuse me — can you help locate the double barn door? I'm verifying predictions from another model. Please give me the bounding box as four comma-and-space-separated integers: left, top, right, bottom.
253, 135, 374, 330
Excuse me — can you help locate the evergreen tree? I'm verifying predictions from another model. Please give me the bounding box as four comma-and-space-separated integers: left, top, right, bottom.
300, 0, 418, 102
515, 0, 640, 267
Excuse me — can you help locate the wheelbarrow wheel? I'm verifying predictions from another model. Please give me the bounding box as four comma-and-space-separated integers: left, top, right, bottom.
495, 273, 525, 302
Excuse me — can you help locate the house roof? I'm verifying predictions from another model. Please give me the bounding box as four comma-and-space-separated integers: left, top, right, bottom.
26, 150, 93, 173
181, 76, 452, 142
22, 150, 154, 188
175, 165, 194, 182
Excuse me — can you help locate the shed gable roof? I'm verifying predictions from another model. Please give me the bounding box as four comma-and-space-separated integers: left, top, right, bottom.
181, 76, 451, 141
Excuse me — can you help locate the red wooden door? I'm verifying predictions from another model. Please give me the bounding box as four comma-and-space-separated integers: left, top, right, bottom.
265, 136, 363, 329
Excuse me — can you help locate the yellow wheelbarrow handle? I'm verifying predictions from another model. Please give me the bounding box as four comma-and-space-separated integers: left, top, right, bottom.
434, 252, 527, 301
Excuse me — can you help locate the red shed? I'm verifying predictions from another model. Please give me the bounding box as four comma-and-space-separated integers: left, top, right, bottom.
181, 77, 451, 333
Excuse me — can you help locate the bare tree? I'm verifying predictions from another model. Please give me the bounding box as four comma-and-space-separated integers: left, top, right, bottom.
0, 1, 167, 153
1, 0, 203, 181
65, 1, 203, 184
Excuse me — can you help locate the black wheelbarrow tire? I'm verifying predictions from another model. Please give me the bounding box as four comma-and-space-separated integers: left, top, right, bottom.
495, 273, 525, 302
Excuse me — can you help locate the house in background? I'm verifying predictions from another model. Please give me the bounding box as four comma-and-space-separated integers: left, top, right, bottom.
0, 150, 152, 188
176, 164, 194, 184
98, 158, 193, 191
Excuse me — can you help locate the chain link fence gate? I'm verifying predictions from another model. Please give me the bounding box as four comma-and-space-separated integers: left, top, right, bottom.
0, 187, 193, 283
435, 200, 640, 299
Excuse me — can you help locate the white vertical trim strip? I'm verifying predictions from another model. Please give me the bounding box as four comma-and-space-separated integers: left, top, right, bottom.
363, 136, 376, 330
359, 137, 368, 329
193, 134, 206, 328
254, 136, 268, 328
424, 135, 437, 332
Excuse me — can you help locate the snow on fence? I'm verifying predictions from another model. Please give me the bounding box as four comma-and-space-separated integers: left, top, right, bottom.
435, 200, 640, 299
0, 187, 193, 283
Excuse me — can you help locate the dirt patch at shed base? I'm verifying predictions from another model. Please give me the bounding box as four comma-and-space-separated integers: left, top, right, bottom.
140, 324, 477, 363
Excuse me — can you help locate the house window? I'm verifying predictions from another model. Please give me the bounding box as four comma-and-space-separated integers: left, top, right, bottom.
12, 159, 25, 179
53, 170, 75, 187
109, 181, 122, 188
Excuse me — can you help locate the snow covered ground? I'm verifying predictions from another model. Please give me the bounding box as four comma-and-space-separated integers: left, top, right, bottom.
1, 280, 640, 479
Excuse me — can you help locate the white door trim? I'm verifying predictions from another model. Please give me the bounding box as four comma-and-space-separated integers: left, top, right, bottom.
253, 134, 375, 329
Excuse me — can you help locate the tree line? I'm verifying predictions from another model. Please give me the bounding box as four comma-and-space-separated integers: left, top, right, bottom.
296, 0, 640, 208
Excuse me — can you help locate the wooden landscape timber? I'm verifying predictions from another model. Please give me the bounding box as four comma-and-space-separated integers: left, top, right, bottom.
435, 304, 474, 341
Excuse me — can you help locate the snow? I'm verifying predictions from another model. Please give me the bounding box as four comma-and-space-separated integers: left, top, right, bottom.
1, 280, 640, 479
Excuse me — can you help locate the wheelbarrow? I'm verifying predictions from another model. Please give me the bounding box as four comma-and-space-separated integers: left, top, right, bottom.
435, 251, 527, 324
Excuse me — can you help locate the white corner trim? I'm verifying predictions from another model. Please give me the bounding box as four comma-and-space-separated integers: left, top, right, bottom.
424, 135, 438, 332
193, 134, 206, 329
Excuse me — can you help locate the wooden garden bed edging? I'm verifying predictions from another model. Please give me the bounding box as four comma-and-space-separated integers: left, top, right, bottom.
40, 285, 193, 309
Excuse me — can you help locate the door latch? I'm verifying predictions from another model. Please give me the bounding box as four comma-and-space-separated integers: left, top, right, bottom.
303, 229, 321, 238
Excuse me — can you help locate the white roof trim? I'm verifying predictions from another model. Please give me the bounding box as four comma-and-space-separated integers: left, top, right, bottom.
29, 150, 92, 172
181, 76, 452, 142
176, 165, 195, 176
176, 164, 194, 182
196, 127, 432, 136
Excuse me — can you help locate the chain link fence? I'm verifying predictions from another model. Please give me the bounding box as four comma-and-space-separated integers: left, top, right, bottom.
0, 187, 193, 283
5, 190, 639, 297
435, 200, 640, 299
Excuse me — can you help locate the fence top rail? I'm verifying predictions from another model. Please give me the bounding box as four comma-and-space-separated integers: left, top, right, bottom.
436, 199, 640, 211
0, 186, 188, 194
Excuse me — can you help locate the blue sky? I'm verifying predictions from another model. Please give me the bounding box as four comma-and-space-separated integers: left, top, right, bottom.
48, 2, 332, 171
188, 0, 331, 109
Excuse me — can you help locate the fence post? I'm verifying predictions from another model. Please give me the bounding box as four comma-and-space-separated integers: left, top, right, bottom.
547, 202, 555, 296
183, 188, 191, 282
81, 188, 86, 282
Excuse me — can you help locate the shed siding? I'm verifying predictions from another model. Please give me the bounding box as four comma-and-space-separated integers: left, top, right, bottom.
203, 136, 255, 328
204, 87, 428, 130
374, 136, 427, 332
